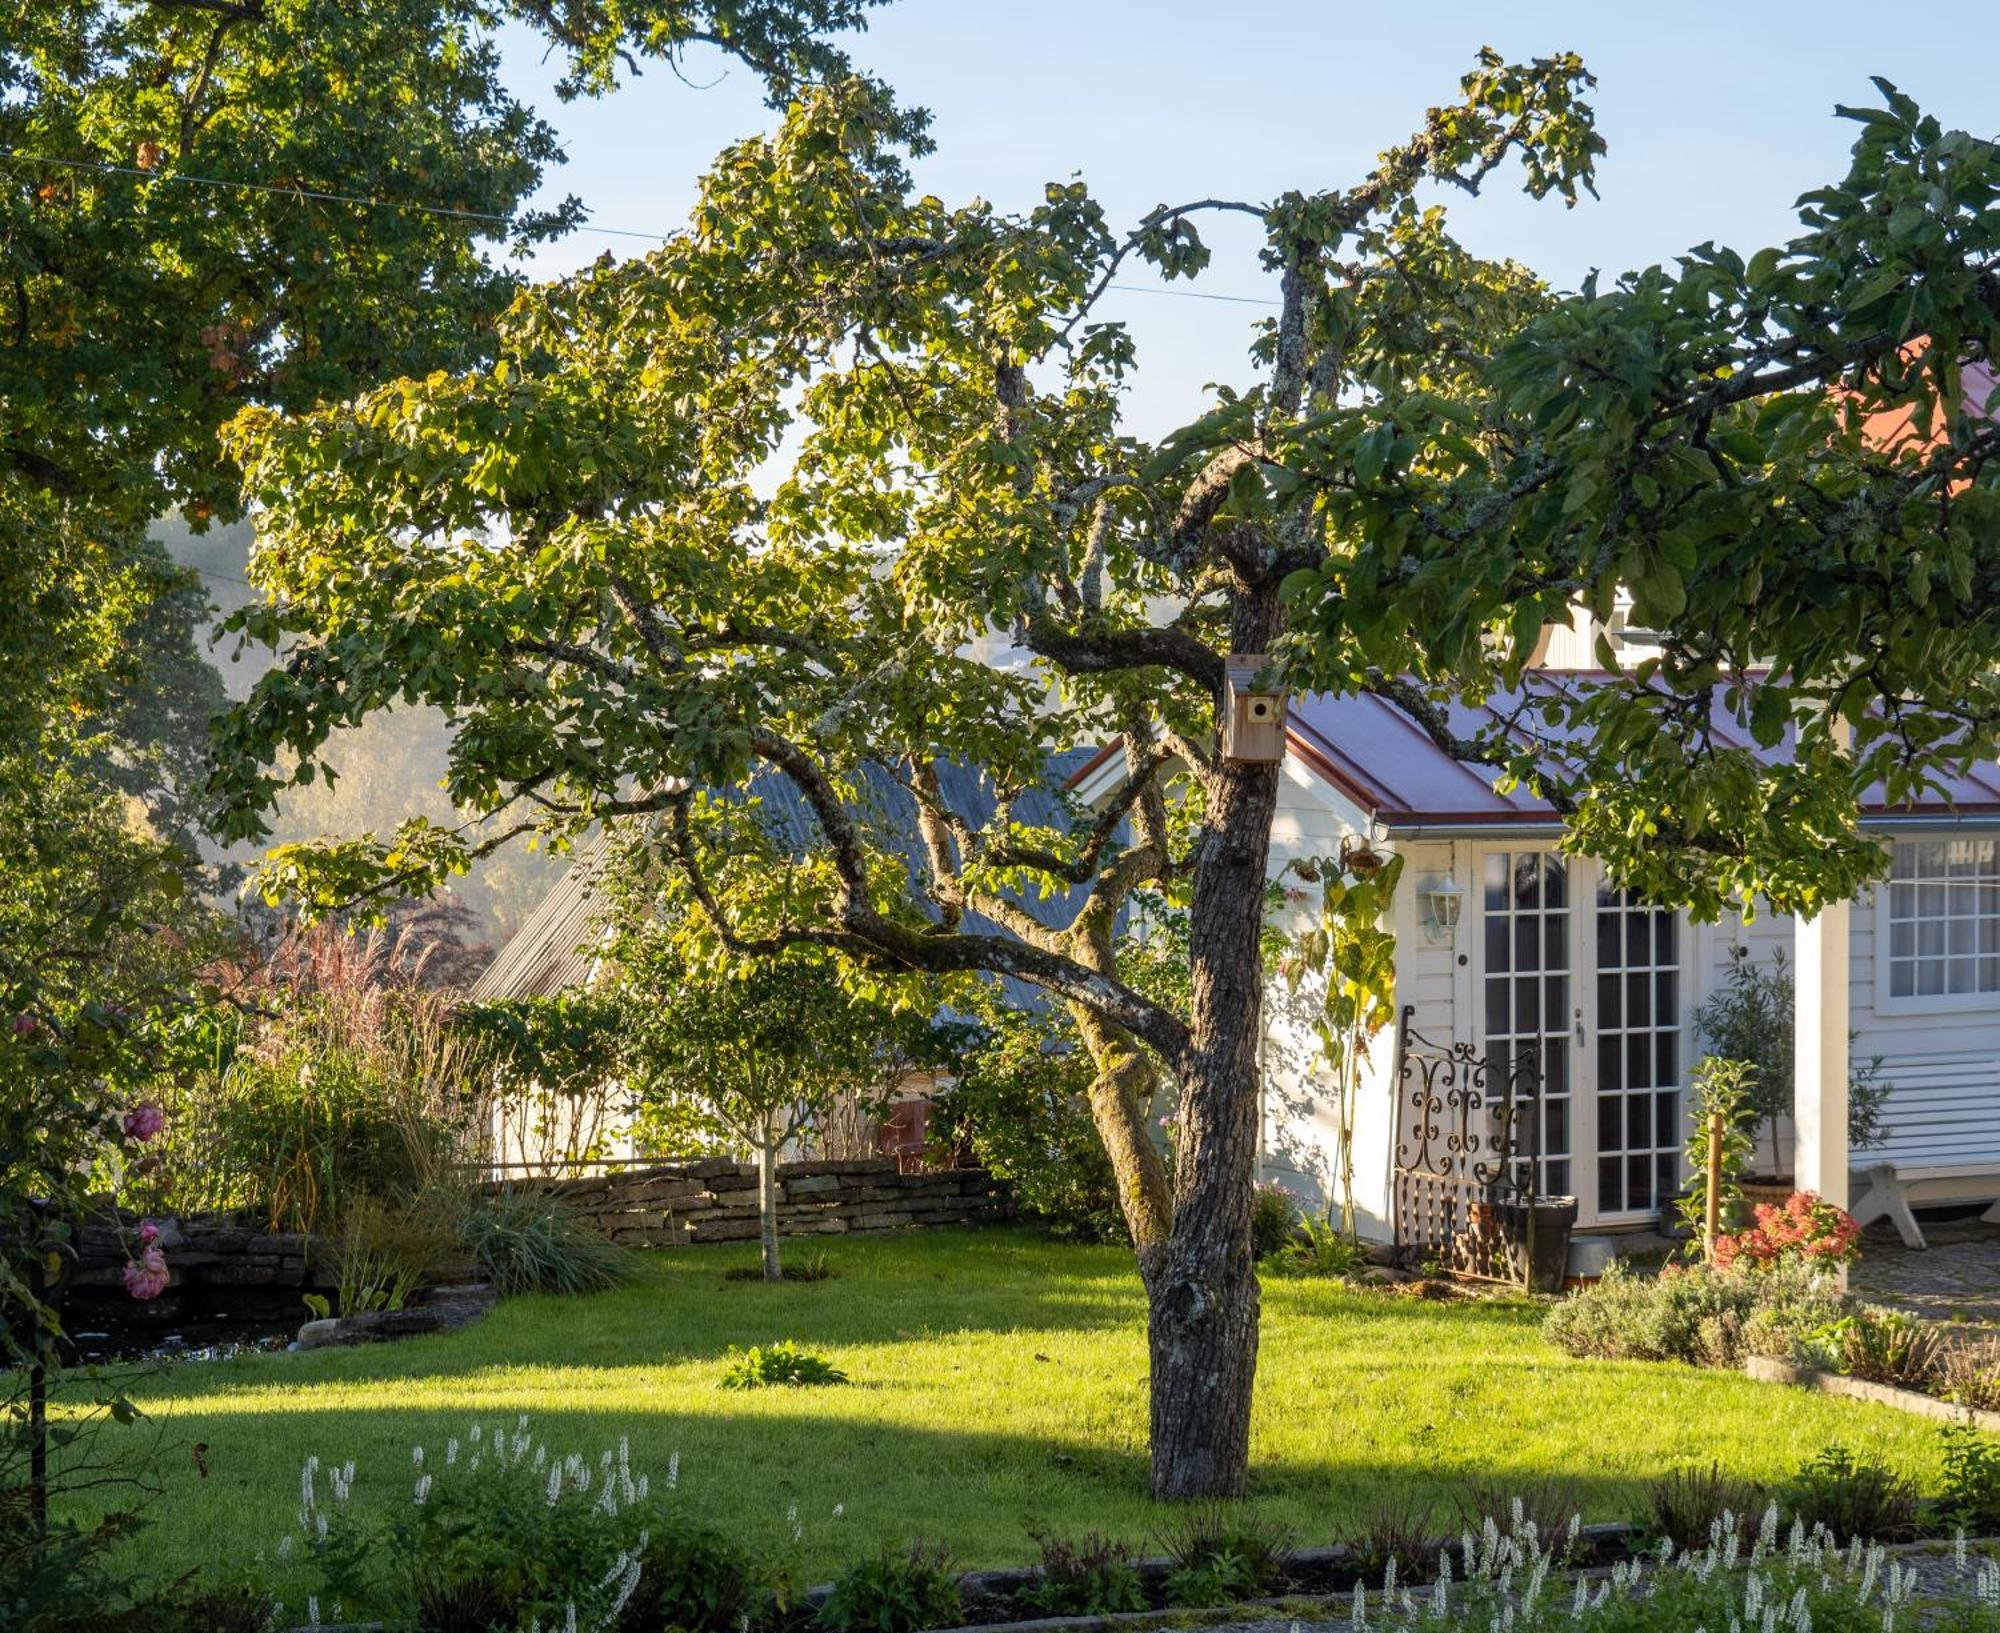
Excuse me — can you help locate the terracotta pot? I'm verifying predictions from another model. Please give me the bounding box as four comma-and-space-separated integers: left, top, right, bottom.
1739, 1177, 1795, 1213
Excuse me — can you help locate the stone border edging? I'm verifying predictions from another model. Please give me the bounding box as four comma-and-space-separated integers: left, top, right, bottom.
1742, 1354, 2000, 1430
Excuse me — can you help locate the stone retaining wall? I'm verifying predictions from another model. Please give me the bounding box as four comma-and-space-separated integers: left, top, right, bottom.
69, 1214, 320, 1295
521, 1157, 1009, 1245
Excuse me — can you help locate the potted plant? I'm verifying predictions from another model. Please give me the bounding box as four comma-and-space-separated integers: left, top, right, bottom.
1694, 948, 1891, 1202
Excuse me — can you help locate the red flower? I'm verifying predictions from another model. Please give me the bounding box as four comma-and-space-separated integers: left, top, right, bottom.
122, 1245, 169, 1301
122, 1102, 165, 1142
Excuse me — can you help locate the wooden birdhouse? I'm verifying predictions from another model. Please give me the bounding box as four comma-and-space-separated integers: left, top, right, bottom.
1220, 654, 1288, 763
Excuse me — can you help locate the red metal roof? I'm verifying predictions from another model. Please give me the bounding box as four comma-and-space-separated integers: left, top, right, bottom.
1287, 674, 2000, 828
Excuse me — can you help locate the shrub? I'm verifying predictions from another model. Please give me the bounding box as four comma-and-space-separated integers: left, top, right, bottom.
930, 1006, 1127, 1243
816, 1543, 961, 1633
1544, 1258, 1851, 1369
1712, 1191, 1861, 1273
1645, 1463, 1764, 1551
1455, 1478, 1584, 1561
1250, 1182, 1299, 1260
1263, 1212, 1370, 1280
1827, 1306, 1946, 1390
1938, 1424, 2000, 1538
1781, 1443, 1919, 1543
1342, 1492, 1442, 1583
1543, 1260, 1757, 1365
143, 925, 491, 1233
1943, 1336, 2000, 1411
311, 1193, 460, 1318
457, 1189, 631, 1296
1020, 1532, 1146, 1617
1156, 1506, 1293, 1606
302, 1419, 653, 1631
719, 1340, 848, 1390
619, 1515, 771, 1633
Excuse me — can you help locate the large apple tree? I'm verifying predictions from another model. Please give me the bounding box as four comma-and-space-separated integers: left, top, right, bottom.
213, 61, 2000, 1498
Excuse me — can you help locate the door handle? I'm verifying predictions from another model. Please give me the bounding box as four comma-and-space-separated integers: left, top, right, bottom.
1573, 1012, 1586, 1048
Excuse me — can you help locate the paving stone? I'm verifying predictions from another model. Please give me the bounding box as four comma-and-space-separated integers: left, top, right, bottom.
1852, 1216, 2000, 1329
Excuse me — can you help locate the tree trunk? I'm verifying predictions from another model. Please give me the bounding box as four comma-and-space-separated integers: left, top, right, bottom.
758, 1118, 783, 1282
1148, 594, 1283, 1501
1072, 1004, 1173, 1289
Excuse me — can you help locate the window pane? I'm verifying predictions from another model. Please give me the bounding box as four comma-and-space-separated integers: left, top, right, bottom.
1543, 857, 1567, 908
1598, 972, 1621, 1027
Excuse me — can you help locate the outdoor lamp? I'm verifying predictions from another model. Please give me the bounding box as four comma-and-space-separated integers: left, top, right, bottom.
1421, 874, 1465, 942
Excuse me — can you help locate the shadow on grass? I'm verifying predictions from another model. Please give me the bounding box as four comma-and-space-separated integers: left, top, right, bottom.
47, 1227, 1951, 1594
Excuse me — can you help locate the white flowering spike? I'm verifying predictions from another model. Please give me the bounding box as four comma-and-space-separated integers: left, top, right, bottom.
446, 1437, 460, 1467
546, 1461, 564, 1507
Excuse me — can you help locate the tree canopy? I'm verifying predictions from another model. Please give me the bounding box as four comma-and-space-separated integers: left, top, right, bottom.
209, 54, 2000, 1496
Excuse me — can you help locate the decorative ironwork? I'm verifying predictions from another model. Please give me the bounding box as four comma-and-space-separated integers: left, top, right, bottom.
1390, 1006, 1550, 1288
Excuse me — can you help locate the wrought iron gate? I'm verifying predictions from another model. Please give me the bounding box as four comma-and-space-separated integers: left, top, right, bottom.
1389, 1006, 1547, 1287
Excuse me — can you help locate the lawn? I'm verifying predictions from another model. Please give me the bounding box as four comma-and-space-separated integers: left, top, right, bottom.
85, 1228, 1948, 1586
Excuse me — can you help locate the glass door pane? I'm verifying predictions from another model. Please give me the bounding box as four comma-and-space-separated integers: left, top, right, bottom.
1594, 883, 1681, 1217
1482, 851, 1571, 1196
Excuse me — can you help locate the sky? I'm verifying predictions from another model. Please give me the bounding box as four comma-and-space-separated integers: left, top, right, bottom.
493, 0, 2000, 440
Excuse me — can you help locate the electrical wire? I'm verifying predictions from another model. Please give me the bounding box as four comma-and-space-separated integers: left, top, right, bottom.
0, 146, 1281, 304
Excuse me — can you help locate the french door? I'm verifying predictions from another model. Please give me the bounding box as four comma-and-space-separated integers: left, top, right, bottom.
1477, 849, 1683, 1226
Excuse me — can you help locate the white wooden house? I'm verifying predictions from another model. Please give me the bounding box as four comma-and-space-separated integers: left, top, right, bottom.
1072, 649, 2000, 1257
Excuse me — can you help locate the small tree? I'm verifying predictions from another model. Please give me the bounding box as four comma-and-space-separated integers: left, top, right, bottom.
617, 932, 940, 1281
1695, 948, 1892, 1172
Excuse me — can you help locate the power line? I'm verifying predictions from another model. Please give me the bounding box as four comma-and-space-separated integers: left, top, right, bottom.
0, 148, 671, 243
1, 146, 1280, 304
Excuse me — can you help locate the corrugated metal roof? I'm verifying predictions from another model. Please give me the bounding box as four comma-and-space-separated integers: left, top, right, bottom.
473, 753, 1102, 1002
1287, 673, 2000, 828
468, 831, 617, 1000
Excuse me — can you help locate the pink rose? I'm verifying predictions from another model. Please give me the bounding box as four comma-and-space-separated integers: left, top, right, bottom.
122, 1245, 169, 1301
137, 1220, 161, 1247
122, 1102, 165, 1142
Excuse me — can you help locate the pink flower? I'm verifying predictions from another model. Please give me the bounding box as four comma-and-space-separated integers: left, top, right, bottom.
122, 1246, 169, 1301
10, 1014, 36, 1038
137, 1220, 161, 1247
122, 1102, 165, 1142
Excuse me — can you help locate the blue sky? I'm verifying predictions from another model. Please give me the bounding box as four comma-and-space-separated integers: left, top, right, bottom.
498, 2, 1999, 438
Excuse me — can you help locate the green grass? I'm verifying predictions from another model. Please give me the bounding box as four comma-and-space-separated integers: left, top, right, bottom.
73, 1228, 1951, 1583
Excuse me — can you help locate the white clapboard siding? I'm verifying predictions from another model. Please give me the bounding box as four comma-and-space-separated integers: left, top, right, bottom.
1850, 1055, 2000, 1246
1867, 1056, 2000, 1172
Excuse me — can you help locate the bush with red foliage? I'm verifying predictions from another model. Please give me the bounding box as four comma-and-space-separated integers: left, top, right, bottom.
1711, 1190, 1861, 1272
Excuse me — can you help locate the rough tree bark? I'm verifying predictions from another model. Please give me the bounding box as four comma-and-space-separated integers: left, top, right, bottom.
1145, 589, 1284, 1500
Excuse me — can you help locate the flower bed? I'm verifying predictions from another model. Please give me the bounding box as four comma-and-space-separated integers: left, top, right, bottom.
1546, 1190, 2000, 1419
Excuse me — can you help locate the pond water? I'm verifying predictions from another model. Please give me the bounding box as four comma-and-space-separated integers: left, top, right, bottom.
58, 1290, 304, 1364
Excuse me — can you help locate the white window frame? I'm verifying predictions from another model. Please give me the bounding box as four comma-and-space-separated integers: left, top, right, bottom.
1873, 833, 2000, 1016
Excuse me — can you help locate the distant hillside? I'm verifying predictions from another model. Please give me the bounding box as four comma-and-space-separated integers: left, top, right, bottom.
159, 515, 564, 949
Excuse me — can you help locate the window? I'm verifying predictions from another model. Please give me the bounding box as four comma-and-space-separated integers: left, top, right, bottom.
1481, 850, 1571, 1197
1885, 838, 2000, 1000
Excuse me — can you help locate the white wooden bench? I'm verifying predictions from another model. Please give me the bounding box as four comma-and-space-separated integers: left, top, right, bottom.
1847, 1055, 2000, 1249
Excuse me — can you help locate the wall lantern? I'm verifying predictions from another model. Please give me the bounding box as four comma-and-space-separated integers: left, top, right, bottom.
1421, 874, 1466, 942
1220, 654, 1289, 763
